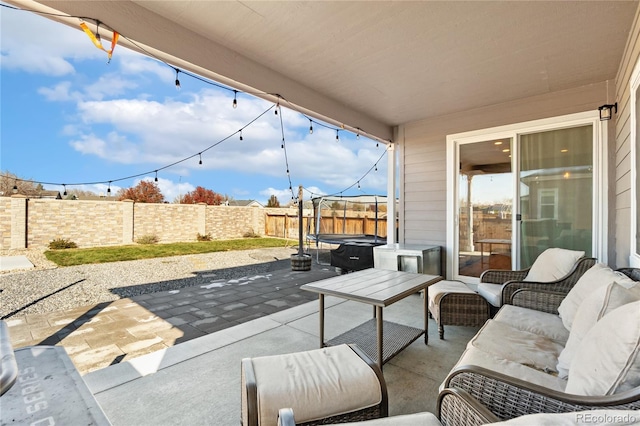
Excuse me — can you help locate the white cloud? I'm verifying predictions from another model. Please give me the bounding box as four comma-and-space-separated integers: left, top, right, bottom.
38, 81, 77, 102
0, 8, 101, 75
69, 90, 386, 192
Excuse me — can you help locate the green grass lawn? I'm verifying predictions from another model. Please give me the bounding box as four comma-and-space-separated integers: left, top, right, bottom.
44, 238, 294, 267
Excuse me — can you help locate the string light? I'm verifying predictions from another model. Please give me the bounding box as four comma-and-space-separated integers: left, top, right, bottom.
155, 170, 158, 182
174, 68, 181, 90
107, 181, 111, 195
198, 153, 202, 165
12, 180, 17, 194
232, 90, 238, 109
275, 101, 279, 115
94, 21, 101, 42
239, 130, 243, 141
356, 129, 360, 140
336, 129, 340, 142
63, 184, 67, 196
281, 138, 285, 149
309, 120, 313, 134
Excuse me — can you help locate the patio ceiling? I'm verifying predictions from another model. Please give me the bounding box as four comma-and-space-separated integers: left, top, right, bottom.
8, 1, 638, 142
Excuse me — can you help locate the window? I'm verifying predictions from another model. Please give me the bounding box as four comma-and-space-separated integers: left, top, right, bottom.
538, 188, 558, 219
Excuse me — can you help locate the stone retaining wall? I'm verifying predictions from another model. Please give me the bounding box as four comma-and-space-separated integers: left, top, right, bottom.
0, 196, 301, 249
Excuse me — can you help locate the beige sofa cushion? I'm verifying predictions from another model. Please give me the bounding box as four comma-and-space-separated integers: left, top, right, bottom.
444, 346, 566, 393
493, 305, 569, 343
557, 282, 640, 379
523, 248, 584, 282
251, 345, 382, 426
566, 301, 640, 396
468, 320, 564, 374
477, 283, 503, 307
557, 263, 637, 331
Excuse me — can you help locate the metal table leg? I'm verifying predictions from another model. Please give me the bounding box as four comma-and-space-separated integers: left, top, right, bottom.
319, 294, 325, 347
376, 306, 383, 370
424, 288, 429, 345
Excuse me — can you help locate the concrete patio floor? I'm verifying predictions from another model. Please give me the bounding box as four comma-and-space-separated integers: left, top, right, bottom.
83, 291, 478, 425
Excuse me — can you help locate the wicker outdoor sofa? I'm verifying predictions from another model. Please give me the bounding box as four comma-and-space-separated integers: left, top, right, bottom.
441, 265, 640, 420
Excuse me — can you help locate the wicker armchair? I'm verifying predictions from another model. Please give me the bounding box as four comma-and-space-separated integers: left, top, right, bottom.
443, 365, 640, 420
479, 256, 596, 310
277, 388, 499, 426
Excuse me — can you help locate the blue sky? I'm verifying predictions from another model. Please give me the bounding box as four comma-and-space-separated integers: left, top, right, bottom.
0, 5, 388, 205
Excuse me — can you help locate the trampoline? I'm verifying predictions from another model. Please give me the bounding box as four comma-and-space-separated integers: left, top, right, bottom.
306, 195, 393, 265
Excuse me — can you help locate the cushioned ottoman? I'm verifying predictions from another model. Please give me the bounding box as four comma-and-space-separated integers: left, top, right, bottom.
241, 344, 388, 426
428, 280, 490, 340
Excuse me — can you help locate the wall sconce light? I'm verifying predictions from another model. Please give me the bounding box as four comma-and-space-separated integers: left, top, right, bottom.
598, 102, 618, 121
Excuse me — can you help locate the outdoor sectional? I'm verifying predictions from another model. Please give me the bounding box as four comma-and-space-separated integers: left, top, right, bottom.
441, 264, 640, 420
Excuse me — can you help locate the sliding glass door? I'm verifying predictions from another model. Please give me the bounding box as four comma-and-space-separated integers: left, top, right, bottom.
447, 112, 604, 282
519, 125, 593, 268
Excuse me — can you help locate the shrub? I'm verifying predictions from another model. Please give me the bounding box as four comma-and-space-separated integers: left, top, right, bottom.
48, 238, 78, 249
136, 234, 159, 245
243, 229, 260, 238
196, 232, 212, 241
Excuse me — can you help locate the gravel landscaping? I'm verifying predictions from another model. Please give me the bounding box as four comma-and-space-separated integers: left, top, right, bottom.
0, 246, 318, 318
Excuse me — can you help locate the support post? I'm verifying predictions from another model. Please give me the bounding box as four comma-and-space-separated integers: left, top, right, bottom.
386, 143, 396, 243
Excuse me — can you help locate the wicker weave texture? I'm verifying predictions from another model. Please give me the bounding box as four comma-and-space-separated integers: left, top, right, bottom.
439, 389, 498, 426
326, 319, 423, 365
480, 269, 528, 284
433, 293, 490, 339
510, 289, 565, 314
501, 257, 596, 306
298, 406, 384, 425
449, 371, 640, 420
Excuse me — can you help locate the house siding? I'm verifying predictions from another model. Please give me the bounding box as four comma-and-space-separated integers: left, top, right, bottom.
614, 2, 640, 267
399, 81, 612, 275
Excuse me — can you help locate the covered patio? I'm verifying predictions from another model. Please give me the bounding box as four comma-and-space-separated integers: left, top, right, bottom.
3, 1, 640, 425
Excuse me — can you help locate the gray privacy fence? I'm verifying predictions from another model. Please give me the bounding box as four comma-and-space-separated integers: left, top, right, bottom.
0, 196, 310, 250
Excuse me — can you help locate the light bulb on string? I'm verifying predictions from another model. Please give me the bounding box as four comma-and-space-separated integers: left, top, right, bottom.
155, 171, 158, 182
375, 164, 378, 172
357, 181, 360, 189
174, 69, 181, 90
107, 182, 111, 195
12, 180, 18, 194
239, 130, 243, 141
356, 130, 360, 140
232, 91, 238, 109
281, 138, 285, 149
198, 153, 202, 165
63, 184, 67, 196
95, 21, 101, 43
376, 141, 379, 148
275, 101, 279, 115
336, 129, 340, 142
309, 120, 313, 134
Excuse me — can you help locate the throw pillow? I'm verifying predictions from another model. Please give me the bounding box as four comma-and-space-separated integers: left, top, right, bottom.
557, 263, 637, 330
556, 282, 640, 378
565, 301, 640, 396
524, 248, 584, 283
